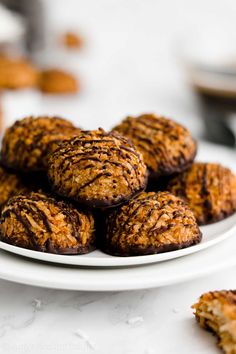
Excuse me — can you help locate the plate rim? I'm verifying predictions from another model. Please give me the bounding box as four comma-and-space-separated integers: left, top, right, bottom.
0, 212, 236, 267
0, 236, 235, 291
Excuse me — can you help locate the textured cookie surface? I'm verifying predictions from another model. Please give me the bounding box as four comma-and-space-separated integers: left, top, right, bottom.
0, 192, 95, 254
167, 162, 236, 225
192, 290, 236, 354
0, 165, 29, 209
48, 128, 147, 208
112, 113, 197, 178
39, 69, 78, 94
104, 191, 201, 256
0, 56, 38, 89
1, 116, 80, 172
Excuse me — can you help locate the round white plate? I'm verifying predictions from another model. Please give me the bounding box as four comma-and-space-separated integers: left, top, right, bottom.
0, 213, 236, 267
0, 235, 235, 291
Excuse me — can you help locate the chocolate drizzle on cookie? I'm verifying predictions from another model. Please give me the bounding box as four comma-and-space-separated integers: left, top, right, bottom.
104, 191, 202, 256
0, 192, 95, 254
167, 162, 236, 225
1, 116, 80, 172
48, 128, 148, 208
112, 113, 197, 179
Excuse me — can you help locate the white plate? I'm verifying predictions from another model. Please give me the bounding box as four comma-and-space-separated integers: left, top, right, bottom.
0, 234, 235, 291
0, 213, 236, 267
0, 141, 235, 290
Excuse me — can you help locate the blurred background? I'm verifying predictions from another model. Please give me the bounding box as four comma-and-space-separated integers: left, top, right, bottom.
0, 0, 236, 146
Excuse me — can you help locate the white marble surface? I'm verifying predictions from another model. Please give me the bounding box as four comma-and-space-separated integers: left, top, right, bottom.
1, 1, 236, 353
0, 269, 236, 354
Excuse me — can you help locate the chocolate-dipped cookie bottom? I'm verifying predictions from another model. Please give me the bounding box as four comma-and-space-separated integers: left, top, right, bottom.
104, 191, 202, 256
1, 116, 80, 172
112, 113, 197, 179
166, 162, 236, 225
0, 192, 95, 255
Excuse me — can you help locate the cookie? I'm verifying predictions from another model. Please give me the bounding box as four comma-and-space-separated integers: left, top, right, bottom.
0, 164, 29, 209
0, 192, 95, 254
0, 56, 38, 89
192, 290, 236, 354
112, 113, 197, 179
48, 128, 148, 208
62, 31, 83, 49
39, 69, 78, 94
1, 116, 80, 172
166, 162, 236, 225
104, 191, 201, 256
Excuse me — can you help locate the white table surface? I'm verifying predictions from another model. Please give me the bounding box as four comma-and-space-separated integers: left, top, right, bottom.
1, 1, 236, 352
0, 269, 235, 354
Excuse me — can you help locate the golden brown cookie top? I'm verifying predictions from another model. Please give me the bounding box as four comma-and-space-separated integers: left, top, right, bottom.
1, 192, 95, 254
48, 128, 148, 208
0, 56, 38, 89
167, 162, 236, 225
38, 69, 78, 94
105, 191, 202, 256
1, 116, 81, 172
112, 113, 197, 178
193, 290, 236, 312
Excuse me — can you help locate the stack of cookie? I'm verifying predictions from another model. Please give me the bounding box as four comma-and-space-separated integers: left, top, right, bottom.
112, 113, 236, 226
0, 113, 235, 256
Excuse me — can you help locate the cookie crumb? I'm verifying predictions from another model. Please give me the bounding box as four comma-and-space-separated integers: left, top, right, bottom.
32, 298, 42, 310
126, 316, 144, 326
74, 329, 95, 350
172, 308, 180, 314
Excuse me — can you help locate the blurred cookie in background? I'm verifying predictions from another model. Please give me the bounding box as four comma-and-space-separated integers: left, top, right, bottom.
61, 31, 83, 49
0, 55, 38, 89
38, 68, 79, 94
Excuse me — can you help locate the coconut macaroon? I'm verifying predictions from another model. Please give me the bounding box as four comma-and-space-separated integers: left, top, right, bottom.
104, 191, 202, 256
0, 56, 38, 90
0, 164, 30, 209
166, 162, 236, 225
38, 69, 79, 94
48, 128, 148, 208
112, 113, 197, 179
192, 290, 236, 354
0, 192, 95, 254
1, 116, 80, 172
